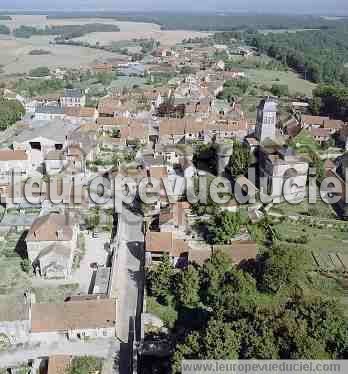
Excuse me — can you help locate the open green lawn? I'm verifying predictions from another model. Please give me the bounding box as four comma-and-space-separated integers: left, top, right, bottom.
33, 284, 79, 303
290, 129, 320, 153
0, 233, 31, 296
244, 68, 316, 97
272, 218, 348, 308
274, 221, 348, 256
146, 296, 178, 328
271, 199, 336, 219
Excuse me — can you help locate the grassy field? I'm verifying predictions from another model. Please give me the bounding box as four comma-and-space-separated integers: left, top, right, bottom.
146, 296, 178, 328
244, 68, 316, 97
271, 214, 348, 306
259, 28, 320, 34
0, 14, 210, 48
271, 200, 336, 219
32, 283, 79, 303
0, 232, 31, 296
74, 29, 211, 47
0, 35, 124, 75
0, 15, 161, 32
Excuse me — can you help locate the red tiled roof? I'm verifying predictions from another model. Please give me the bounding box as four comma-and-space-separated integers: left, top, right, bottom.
309, 128, 331, 138
302, 115, 329, 125
145, 231, 189, 257
47, 356, 72, 374
27, 213, 73, 241
31, 299, 117, 333
213, 241, 258, 264
0, 149, 28, 161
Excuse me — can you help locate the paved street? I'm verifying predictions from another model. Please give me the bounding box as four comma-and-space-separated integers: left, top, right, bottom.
0, 338, 120, 368
115, 206, 144, 343
72, 232, 111, 293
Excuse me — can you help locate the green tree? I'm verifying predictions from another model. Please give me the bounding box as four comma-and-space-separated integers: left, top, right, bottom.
172, 332, 201, 373
68, 357, 103, 374
270, 84, 289, 97
259, 244, 311, 293
208, 211, 242, 244
29, 66, 50, 77
309, 96, 322, 115
96, 72, 114, 86
203, 319, 240, 359
146, 255, 175, 303
20, 259, 32, 273
228, 140, 251, 178
0, 98, 25, 130
177, 265, 200, 307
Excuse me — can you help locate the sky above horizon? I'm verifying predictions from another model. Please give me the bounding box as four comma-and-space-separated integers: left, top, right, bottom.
0, 0, 347, 15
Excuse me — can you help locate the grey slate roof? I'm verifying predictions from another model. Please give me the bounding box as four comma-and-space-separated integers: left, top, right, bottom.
35, 106, 64, 115
13, 120, 79, 144
63, 88, 84, 98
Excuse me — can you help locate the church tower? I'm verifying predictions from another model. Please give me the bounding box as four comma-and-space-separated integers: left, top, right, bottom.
255, 97, 278, 142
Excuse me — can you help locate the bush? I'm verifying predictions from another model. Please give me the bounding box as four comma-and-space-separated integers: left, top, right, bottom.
28, 49, 51, 55
20, 259, 32, 273
270, 84, 289, 97
68, 357, 103, 374
29, 67, 50, 77
0, 98, 25, 130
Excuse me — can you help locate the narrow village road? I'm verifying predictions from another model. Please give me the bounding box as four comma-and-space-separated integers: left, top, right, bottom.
106, 204, 144, 373
0, 338, 120, 368
116, 206, 144, 343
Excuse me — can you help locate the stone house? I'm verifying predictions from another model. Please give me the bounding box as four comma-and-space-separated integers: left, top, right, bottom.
188, 240, 258, 266
60, 88, 86, 107
0, 149, 30, 184
26, 212, 79, 279
309, 128, 331, 144
44, 150, 67, 175
35, 106, 65, 121
257, 144, 309, 202
0, 301, 30, 346
12, 120, 77, 171
64, 106, 99, 124
159, 201, 191, 233
30, 299, 117, 341
145, 231, 189, 267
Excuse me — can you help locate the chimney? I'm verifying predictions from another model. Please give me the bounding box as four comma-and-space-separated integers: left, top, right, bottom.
56, 229, 63, 240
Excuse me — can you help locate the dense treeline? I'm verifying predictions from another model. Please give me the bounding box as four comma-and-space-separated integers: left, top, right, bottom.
247, 28, 348, 85
15, 78, 66, 97
0, 25, 10, 35
310, 84, 348, 120
13, 23, 120, 39
0, 99, 25, 130
44, 12, 348, 31
146, 247, 348, 373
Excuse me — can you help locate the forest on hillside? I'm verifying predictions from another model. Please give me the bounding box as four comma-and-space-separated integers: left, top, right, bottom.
41, 11, 348, 31
13, 23, 120, 39
246, 28, 348, 85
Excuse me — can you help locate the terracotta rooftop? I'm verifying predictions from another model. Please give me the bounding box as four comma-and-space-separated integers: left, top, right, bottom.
309, 128, 331, 138
31, 299, 117, 333
26, 213, 73, 242
188, 248, 212, 266
145, 231, 189, 257
97, 117, 129, 127
302, 115, 329, 125
149, 165, 168, 179
47, 356, 72, 374
0, 149, 28, 161
213, 241, 258, 264
323, 119, 345, 129
64, 107, 97, 118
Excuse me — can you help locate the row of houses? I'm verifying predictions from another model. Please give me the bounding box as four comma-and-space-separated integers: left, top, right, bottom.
0, 295, 117, 346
